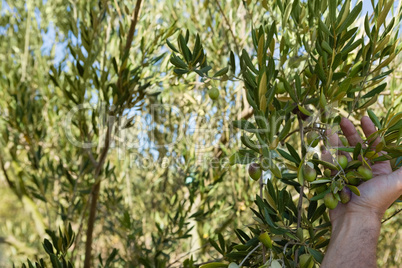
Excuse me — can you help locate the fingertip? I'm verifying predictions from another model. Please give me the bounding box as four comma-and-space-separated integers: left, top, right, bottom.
361, 116, 376, 130
339, 117, 363, 146
361, 116, 372, 125
340, 117, 350, 126
321, 150, 333, 163
361, 115, 377, 134
340, 117, 354, 134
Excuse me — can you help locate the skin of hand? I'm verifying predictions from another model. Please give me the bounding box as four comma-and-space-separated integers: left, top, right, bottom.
320, 116, 402, 268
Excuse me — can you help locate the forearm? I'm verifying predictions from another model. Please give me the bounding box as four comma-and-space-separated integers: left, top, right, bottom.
322, 213, 381, 268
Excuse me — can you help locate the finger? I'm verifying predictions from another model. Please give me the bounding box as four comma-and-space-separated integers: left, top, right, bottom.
322, 150, 333, 164
322, 149, 338, 176
361, 116, 381, 149
361, 117, 393, 175
340, 117, 364, 147
386, 168, 402, 201
326, 129, 352, 161
326, 128, 342, 147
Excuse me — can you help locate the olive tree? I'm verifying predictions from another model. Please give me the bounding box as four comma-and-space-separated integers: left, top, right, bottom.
0, 0, 401, 267
168, 0, 402, 267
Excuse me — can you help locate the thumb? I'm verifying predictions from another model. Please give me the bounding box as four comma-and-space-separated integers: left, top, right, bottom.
387, 167, 402, 200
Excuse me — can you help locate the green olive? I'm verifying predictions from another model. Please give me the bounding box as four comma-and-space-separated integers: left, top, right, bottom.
339, 187, 352, 204
357, 166, 373, 181
324, 192, 338, 210
324, 169, 332, 177
303, 165, 317, 182
248, 163, 262, 181
306, 131, 320, 147
337, 155, 348, 170
339, 136, 349, 146
208, 88, 219, 100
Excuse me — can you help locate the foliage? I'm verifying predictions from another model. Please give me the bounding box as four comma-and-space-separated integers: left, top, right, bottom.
167, 0, 402, 266
0, 0, 401, 267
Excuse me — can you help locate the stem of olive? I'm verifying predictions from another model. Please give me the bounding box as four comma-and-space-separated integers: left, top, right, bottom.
294, 115, 305, 266
259, 159, 266, 263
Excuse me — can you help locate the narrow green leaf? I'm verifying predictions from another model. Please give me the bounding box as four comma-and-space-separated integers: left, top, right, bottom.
364, 14, 371, 40
173, 68, 189, 75
297, 105, 312, 116
179, 34, 191, 62
170, 55, 188, 69
283, 2, 292, 28
213, 67, 229, 77
200, 262, 228, 268
367, 110, 382, 129
310, 188, 331, 201
377, 0, 394, 28
346, 185, 361, 196
329, 0, 336, 23
229, 51, 236, 73
322, 41, 333, 55
309, 159, 338, 170
112, 57, 118, 73
242, 50, 258, 74
337, 1, 362, 33
319, 20, 332, 37
362, 83, 387, 99
308, 248, 324, 263
166, 39, 179, 53
208, 239, 224, 255
277, 148, 298, 164
286, 143, 301, 164
353, 142, 362, 160
310, 179, 331, 184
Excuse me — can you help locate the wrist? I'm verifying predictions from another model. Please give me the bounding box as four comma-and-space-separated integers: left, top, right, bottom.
331, 211, 382, 234
322, 211, 381, 267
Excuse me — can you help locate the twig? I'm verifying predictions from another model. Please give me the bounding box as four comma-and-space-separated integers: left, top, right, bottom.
0, 156, 15, 190
113, 0, 123, 22
117, 0, 143, 91
239, 243, 262, 267
83, 123, 112, 267
214, 0, 241, 54
382, 208, 402, 224
72, 13, 111, 261
194, 259, 224, 267
21, 0, 31, 82
83, 1, 143, 266
259, 156, 267, 263
124, 0, 143, 53
85, 148, 98, 166
294, 116, 305, 266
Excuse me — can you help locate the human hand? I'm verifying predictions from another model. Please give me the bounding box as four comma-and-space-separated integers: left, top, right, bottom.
323, 116, 402, 224
321, 116, 402, 268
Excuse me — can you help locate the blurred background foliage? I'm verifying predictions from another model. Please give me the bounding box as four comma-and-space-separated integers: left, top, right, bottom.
0, 0, 400, 267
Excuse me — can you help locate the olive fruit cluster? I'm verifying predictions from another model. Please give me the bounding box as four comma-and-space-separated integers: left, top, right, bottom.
302, 155, 374, 210
324, 187, 352, 210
